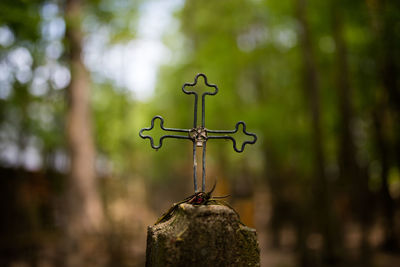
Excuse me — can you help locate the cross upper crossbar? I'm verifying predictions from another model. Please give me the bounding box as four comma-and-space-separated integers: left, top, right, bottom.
139, 73, 257, 192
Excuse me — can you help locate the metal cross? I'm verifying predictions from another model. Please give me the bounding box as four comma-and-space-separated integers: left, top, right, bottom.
139, 73, 257, 192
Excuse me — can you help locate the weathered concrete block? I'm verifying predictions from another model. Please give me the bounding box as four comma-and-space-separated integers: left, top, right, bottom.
146, 203, 260, 267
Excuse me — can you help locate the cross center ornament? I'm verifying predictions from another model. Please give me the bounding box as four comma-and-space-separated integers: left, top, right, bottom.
139, 73, 257, 193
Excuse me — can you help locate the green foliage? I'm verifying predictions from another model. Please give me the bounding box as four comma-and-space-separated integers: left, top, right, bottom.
0, 0, 43, 40
93, 83, 137, 173
157, 0, 315, 179
83, 0, 140, 43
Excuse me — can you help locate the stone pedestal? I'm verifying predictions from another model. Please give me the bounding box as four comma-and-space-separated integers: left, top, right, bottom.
146, 203, 260, 266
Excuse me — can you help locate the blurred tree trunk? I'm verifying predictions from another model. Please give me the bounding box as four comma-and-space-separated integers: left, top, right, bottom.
379, 1, 400, 118
331, 2, 372, 259
332, 5, 358, 183
296, 0, 340, 264
378, 5, 400, 251
65, 0, 105, 264
367, 0, 400, 251
372, 106, 396, 250
296, 0, 325, 191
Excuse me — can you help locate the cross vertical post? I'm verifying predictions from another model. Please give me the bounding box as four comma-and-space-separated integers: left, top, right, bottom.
139, 73, 257, 193
183, 74, 217, 191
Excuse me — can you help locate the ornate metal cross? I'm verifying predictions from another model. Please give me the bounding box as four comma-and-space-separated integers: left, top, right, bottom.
139, 73, 257, 192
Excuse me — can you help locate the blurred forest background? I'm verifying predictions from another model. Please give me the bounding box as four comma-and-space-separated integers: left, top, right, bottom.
1, 0, 400, 266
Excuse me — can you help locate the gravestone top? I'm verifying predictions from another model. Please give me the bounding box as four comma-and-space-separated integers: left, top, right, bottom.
146, 203, 260, 267
139, 73, 257, 192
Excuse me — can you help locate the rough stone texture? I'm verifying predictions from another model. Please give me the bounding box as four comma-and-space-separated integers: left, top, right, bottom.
146, 203, 260, 267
